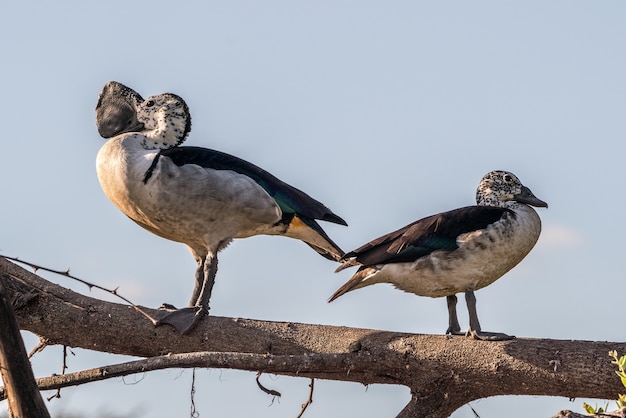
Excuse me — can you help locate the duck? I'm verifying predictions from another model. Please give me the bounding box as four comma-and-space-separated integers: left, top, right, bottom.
95, 81, 347, 334
329, 170, 547, 341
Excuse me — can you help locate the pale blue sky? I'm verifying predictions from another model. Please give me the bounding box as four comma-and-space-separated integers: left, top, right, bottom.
2, 1, 625, 417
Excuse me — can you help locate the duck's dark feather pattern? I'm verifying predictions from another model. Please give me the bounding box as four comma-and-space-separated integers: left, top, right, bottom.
144, 146, 347, 226
347, 205, 514, 266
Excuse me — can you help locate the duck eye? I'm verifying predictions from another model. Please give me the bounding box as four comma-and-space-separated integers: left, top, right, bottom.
145, 100, 155, 107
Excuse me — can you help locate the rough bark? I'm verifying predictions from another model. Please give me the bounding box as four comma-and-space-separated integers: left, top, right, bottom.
1, 256, 624, 418
0, 265, 51, 418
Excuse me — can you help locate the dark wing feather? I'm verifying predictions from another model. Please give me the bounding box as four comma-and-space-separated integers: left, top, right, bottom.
149, 146, 347, 226
346, 206, 512, 266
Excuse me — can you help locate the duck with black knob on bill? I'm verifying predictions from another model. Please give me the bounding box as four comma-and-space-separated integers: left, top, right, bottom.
95, 81, 347, 334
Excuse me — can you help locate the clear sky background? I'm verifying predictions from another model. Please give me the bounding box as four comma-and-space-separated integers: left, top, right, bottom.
1, 2, 625, 417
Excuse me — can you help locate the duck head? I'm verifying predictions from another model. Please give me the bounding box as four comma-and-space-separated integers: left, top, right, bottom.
135, 93, 192, 149
476, 170, 548, 209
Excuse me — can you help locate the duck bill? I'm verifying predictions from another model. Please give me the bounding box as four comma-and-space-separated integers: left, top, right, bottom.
514, 186, 548, 208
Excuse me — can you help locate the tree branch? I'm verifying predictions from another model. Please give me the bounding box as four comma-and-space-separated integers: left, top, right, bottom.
0, 351, 356, 401
1, 256, 624, 417
0, 264, 50, 417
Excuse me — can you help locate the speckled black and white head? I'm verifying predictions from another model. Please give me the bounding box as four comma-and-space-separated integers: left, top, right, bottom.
95, 81, 144, 138
136, 93, 192, 150
476, 170, 548, 209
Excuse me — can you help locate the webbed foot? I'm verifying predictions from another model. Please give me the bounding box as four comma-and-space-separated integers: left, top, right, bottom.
466, 329, 516, 341
153, 304, 207, 334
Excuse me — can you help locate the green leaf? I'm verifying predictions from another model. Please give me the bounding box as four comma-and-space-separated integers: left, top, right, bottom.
583, 402, 597, 414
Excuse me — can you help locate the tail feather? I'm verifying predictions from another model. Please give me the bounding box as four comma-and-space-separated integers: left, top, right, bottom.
321, 212, 348, 226
285, 215, 345, 261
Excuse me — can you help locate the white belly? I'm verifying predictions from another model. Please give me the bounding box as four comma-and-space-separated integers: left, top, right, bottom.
363, 209, 542, 298
96, 134, 282, 251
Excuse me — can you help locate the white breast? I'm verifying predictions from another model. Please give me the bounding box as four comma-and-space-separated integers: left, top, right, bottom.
96, 134, 282, 251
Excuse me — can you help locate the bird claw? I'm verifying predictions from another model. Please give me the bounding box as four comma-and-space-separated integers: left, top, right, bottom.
466, 329, 516, 341
446, 326, 462, 336
153, 305, 207, 334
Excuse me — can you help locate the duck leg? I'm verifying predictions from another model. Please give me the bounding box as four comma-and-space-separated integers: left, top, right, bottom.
192, 255, 218, 309
445, 294, 462, 335
465, 290, 515, 341
154, 255, 218, 334
187, 255, 207, 306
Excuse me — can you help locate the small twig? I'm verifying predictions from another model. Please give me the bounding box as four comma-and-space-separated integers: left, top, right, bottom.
28, 338, 50, 359
46, 389, 61, 402
1, 255, 159, 325
121, 374, 145, 385
469, 404, 481, 417
190, 368, 199, 418
62, 345, 70, 375
256, 371, 282, 399
0, 351, 360, 402
47, 345, 72, 402
296, 378, 315, 418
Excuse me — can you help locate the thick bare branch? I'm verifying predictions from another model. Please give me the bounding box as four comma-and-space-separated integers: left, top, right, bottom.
0, 266, 50, 417
1, 256, 625, 418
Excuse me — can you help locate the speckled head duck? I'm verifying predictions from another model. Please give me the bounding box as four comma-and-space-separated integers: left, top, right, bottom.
330, 170, 547, 341
95, 81, 347, 334
135, 93, 191, 149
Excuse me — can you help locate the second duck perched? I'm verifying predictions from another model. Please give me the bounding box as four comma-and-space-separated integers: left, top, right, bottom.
95, 81, 347, 334
329, 170, 547, 341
